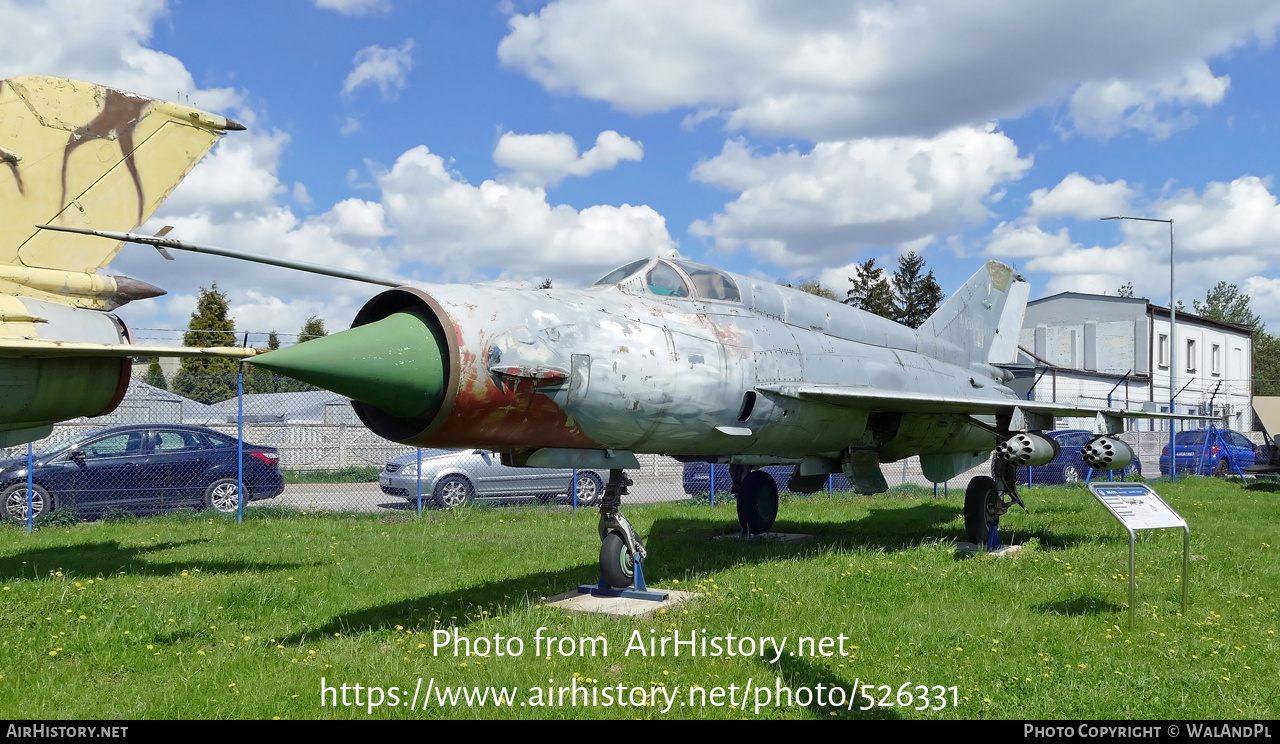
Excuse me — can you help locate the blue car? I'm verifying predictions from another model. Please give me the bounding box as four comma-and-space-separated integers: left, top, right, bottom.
1158, 428, 1256, 477
1017, 429, 1142, 485
1, 424, 284, 522
682, 462, 851, 496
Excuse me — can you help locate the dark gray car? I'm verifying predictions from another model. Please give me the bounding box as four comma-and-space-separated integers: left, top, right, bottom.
378, 448, 605, 508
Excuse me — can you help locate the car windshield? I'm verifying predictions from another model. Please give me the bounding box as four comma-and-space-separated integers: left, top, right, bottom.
592, 259, 650, 286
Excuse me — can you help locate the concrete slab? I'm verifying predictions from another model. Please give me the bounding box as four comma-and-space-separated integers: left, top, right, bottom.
712, 532, 814, 543
546, 588, 701, 619
955, 542, 1024, 557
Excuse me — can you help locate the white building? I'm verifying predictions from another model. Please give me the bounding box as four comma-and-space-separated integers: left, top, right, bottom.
1015, 293, 1254, 432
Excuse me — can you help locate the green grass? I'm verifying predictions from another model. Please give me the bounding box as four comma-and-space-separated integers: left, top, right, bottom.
0, 477, 1277, 719
282, 467, 381, 484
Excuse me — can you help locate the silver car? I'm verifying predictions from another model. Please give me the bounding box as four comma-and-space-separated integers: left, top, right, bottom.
378, 448, 605, 508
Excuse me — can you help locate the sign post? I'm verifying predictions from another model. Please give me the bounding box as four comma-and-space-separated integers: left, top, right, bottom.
1088, 482, 1189, 629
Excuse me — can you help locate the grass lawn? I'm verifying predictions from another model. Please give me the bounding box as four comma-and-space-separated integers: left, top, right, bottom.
0, 477, 1276, 719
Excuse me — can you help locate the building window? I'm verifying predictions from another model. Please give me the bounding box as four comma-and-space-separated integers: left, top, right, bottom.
1211, 343, 1221, 375
1158, 334, 1169, 367
1186, 339, 1196, 373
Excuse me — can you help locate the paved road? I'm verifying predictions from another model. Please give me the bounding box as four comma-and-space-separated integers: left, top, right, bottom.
248, 477, 691, 514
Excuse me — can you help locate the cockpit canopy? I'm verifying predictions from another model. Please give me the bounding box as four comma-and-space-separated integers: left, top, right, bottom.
592, 258, 741, 303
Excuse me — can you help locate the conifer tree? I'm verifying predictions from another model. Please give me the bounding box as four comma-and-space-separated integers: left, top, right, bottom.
144, 358, 168, 390
843, 258, 894, 318
171, 283, 238, 404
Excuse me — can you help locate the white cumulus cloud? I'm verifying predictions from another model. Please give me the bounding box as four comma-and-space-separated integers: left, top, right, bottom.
0, 0, 241, 113
1026, 173, 1135, 221
493, 130, 643, 187
498, 0, 1280, 141
689, 127, 1031, 269
342, 39, 414, 99
315, 0, 389, 16
379, 145, 674, 282
987, 173, 1280, 308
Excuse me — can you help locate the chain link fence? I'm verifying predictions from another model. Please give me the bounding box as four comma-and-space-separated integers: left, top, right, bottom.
2, 373, 1267, 528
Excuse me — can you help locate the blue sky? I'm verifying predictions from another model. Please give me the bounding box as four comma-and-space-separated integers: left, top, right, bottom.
6, 0, 1280, 344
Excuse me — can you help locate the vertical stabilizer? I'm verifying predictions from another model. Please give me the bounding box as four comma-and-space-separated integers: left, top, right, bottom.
0, 75, 242, 273
916, 261, 1029, 366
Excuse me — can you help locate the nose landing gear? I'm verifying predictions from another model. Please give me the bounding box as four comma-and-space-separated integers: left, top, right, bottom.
578, 469, 669, 601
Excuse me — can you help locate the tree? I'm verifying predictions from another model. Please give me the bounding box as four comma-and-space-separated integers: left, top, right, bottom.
843, 258, 894, 318
170, 283, 239, 404
538, 278, 554, 289
144, 358, 168, 390
1192, 281, 1262, 328
241, 331, 279, 395
796, 278, 835, 300
276, 319, 327, 392
890, 251, 944, 329
298, 315, 328, 343
1116, 282, 1134, 298
1188, 282, 1279, 397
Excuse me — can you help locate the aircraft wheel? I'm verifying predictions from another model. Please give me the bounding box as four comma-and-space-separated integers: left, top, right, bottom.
736, 470, 779, 535
600, 531, 634, 589
964, 476, 998, 545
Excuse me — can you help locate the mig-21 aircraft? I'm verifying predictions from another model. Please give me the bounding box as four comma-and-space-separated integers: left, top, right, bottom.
53, 219, 1202, 589
0, 75, 258, 450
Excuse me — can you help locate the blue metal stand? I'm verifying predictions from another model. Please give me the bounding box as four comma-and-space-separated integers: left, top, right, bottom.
237, 368, 244, 524
25, 443, 33, 533
579, 555, 669, 601
985, 519, 1001, 551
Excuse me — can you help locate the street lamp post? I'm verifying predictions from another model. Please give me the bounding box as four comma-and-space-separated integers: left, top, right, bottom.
1102, 216, 1176, 478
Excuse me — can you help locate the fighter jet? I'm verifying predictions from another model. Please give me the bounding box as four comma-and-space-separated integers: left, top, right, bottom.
0, 75, 257, 448
51, 227, 1200, 589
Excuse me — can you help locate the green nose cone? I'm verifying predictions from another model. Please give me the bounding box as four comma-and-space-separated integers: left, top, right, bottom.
251, 311, 447, 419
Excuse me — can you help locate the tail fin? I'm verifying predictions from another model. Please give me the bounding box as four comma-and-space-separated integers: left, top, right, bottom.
0, 75, 242, 273
916, 260, 1029, 366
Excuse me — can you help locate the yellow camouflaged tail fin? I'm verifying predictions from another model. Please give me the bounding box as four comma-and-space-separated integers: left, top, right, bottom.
0, 75, 242, 274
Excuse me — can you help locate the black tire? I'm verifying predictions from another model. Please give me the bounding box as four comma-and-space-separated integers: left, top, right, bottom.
1124, 462, 1141, 479
572, 471, 604, 506
736, 470, 779, 535
433, 475, 473, 509
3, 482, 51, 524
600, 531, 634, 589
1214, 459, 1230, 478
1061, 465, 1080, 484
202, 478, 241, 514
964, 475, 997, 545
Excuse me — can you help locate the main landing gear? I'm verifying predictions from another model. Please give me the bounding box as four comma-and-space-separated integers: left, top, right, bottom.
965, 458, 1026, 550
579, 469, 668, 601
730, 465, 779, 535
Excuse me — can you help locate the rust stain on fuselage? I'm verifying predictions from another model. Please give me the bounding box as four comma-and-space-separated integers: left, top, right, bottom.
59, 89, 150, 225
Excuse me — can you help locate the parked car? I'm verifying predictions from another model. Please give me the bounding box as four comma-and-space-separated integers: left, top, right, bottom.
1016, 429, 1142, 485
1, 424, 284, 523
1158, 427, 1256, 476
378, 449, 606, 508
682, 462, 851, 496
